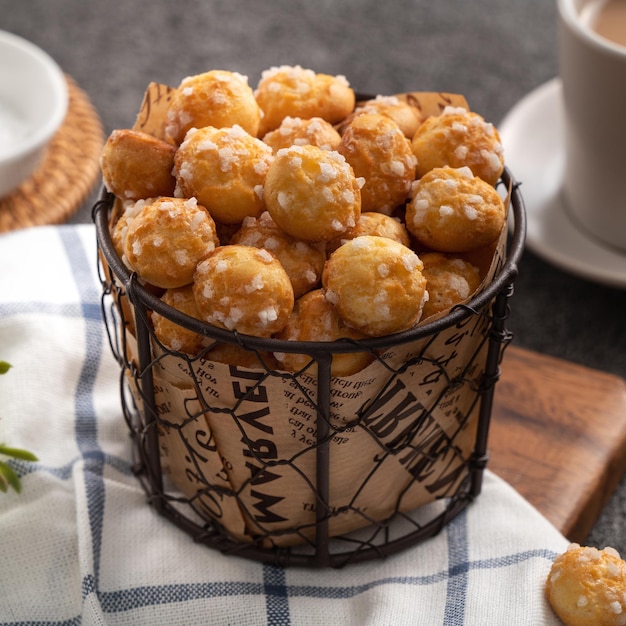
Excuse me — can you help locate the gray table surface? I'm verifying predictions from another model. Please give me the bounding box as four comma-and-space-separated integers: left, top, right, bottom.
2, 0, 624, 553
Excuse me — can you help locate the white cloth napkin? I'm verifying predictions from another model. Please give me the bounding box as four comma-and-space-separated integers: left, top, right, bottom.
0, 224, 569, 625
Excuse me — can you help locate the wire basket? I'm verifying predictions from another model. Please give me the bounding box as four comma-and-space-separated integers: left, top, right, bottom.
93, 168, 525, 568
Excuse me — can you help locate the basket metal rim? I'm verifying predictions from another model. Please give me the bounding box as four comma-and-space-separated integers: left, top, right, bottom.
93, 166, 525, 355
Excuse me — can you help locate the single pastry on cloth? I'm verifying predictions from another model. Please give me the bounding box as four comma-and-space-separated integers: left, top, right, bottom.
152, 285, 207, 355
546, 543, 626, 626
173, 124, 274, 225
273, 288, 374, 377
419, 252, 481, 319
264, 144, 362, 242
100, 129, 176, 200
254, 65, 355, 136
230, 211, 325, 299
262, 116, 342, 153
123, 196, 219, 289
165, 69, 260, 144
322, 235, 428, 337
337, 113, 417, 215
411, 106, 504, 186
405, 165, 505, 253
192, 244, 294, 337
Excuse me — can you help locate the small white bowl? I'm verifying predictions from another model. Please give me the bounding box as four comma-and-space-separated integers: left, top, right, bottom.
0, 31, 68, 198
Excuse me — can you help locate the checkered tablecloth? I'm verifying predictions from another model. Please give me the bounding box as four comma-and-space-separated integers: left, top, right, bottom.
0, 224, 569, 625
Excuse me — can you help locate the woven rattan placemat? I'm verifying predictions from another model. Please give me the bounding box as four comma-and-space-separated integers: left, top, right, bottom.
0, 75, 104, 233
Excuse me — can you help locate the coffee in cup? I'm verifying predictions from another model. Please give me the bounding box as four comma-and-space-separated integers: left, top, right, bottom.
581, 0, 626, 49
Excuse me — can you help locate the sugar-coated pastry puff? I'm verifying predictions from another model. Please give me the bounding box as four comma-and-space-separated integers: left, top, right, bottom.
123, 197, 219, 289
100, 129, 176, 200
152, 285, 207, 355
173, 125, 274, 225
340, 95, 424, 139
322, 235, 428, 337
255, 65, 355, 136
165, 70, 260, 145
338, 113, 417, 215
411, 106, 504, 186
274, 289, 374, 377
419, 252, 481, 318
264, 145, 362, 242
546, 543, 626, 626
327, 211, 410, 253
262, 116, 342, 154
193, 245, 294, 337
111, 198, 160, 260
231, 211, 325, 298
406, 166, 505, 253
111, 210, 132, 261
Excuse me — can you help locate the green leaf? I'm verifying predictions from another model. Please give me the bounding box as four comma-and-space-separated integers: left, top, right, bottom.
0, 361, 11, 375
0, 444, 38, 462
0, 461, 21, 493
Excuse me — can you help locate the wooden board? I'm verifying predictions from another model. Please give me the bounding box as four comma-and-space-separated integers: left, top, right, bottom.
490, 345, 626, 542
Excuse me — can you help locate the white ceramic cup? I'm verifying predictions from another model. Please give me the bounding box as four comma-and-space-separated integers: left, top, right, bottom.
0, 31, 68, 198
558, 0, 626, 252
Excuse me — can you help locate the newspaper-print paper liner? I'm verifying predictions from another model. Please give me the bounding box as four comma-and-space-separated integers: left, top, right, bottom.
109, 82, 509, 547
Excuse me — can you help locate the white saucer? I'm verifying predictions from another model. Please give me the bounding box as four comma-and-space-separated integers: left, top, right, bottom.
499, 78, 626, 289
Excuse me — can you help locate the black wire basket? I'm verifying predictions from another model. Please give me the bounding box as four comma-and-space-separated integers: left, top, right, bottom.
93, 168, 525, 568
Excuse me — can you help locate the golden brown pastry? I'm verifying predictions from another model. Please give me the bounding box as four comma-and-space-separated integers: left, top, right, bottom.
230, 211, 325, 298
340, 94, 424, 138
264, 144, 362, 242
327, 211, 411, 253
405, 166, 505, 253
100, 129, 176, 200
123, 197, 219, 289
419, 252, 481, 318
173, 124, 274, 225
111, 197, 160, 260
254, 65, 355, 136
411, 106, 504, 186
546, 543, 626, 626
152, 285, 207, 354
338, 113, 417, 215
165, 70, 260, 144
192, 244, 294, 337
110, 207, 133, 261
262, 116, 342, 153
322, 235, 428, 337
273, 289, 374, 377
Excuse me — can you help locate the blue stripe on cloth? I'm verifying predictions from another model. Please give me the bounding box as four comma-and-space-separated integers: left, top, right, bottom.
285, 569, 448, 600
105, 548, 559, 610
0, 301, 101, 320
0, 549, 558, 624
7, 451, 134, 483
0, 615, 83, 626
276, 549, 558, 600
59, 228, 107, 592
98, 580, 266, 611
264, 564, 291, 625
443, 509, 469, 625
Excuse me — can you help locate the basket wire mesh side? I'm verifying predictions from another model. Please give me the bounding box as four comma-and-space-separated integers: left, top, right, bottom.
93, 168, 525, 568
